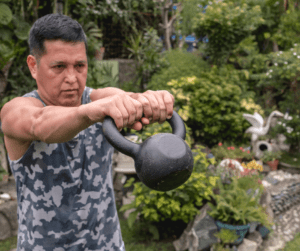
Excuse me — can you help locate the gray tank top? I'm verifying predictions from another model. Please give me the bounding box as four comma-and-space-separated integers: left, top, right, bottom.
8, 86, 124, 251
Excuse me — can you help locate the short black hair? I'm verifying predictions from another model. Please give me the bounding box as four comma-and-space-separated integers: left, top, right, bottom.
29, 14, 87, 61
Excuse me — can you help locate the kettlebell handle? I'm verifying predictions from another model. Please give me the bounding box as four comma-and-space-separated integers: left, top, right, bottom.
102, 111, 186, 158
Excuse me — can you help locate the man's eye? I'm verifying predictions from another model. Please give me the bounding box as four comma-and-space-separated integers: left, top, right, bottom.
76, 64, 84, 68
54, 65, 65, 69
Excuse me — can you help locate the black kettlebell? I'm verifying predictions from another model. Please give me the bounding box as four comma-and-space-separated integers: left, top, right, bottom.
102, 111, 194, 191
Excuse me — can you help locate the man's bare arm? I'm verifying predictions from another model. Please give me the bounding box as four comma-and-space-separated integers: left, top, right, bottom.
1, 93, 143, 144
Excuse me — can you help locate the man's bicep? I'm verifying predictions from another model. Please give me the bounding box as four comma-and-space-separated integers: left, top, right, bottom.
0, 97, 43, 141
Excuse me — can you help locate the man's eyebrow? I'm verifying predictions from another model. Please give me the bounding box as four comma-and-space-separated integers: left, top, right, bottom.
50, 60, 87, 66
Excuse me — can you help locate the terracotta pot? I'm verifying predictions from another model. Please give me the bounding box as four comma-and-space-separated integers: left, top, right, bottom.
266, 159, 279, 171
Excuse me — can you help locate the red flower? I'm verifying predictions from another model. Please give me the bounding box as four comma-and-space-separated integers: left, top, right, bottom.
218, 142, 223, 146
240, 147, 243, 150
227, 147, 231, 150
247, 150, 250, 154
231, 146, 235, 150
242, 149, 245, 152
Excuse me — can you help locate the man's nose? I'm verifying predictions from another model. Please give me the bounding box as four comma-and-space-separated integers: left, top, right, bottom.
65, 67, 77, 83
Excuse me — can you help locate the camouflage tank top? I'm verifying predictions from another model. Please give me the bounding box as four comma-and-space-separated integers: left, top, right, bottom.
8, 86, 125, 251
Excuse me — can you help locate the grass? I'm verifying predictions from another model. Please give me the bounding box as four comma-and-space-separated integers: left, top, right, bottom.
0, 236, 17, 251
280, 232, 300, 251
280, 151, 300, 167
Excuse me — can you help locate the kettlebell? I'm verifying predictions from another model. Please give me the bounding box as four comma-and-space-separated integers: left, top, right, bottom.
102, 111, 194, 191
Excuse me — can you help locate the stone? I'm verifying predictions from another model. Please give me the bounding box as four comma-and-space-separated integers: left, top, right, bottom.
246, 231, 263, 248
173, 203, 218, 251
0, 200, 18, 237
257, 232, 285, 251
0, 212, 11, 241
237, 238, 257, 251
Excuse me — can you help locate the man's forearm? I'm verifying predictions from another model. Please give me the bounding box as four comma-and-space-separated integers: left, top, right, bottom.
32, 105, 94, 144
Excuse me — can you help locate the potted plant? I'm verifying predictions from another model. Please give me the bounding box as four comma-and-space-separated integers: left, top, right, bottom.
207, 176, 273, 245
261, 151, 282, 171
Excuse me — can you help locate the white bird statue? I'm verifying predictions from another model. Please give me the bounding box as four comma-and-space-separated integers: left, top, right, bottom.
243, 110, 284, 146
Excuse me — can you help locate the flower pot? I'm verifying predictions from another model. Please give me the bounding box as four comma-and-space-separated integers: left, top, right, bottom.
266, 159, 279, 171
214, 220, 250, 245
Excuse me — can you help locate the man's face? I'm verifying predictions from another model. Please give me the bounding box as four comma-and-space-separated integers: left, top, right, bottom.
29, 40, 88, 107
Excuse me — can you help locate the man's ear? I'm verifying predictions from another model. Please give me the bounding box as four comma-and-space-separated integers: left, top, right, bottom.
27, 55, 38, 80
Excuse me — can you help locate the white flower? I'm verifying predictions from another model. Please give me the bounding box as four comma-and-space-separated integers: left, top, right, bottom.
274, 63, 278, 66
298, 56, 300, 59
294, 52, 297, 56
269, 75, 272, 78
283, 123, 286, 127
284, 61, 288, 64
297, 115, 299, 118
287, 127, 294, 133
266, 72, 269, 76
280, 51, 283, 54
270, 69, 273, 73
278, 121, 282, 125
297, 132, 300, 135
295, 43, 298, 47
291, 48, 294, 51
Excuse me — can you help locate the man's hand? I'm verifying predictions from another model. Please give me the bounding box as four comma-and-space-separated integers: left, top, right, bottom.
87, 89, 174, 131
128, 90, 175, 127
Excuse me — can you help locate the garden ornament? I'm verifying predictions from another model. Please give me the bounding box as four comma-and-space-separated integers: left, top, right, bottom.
243, 111, 284, 147
253, 140, 273, 159
102, 111, 194, 191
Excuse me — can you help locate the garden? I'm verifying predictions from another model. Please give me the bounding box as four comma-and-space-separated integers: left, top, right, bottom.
2, 0, 300, 250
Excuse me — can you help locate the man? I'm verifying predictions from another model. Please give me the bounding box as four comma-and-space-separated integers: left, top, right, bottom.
0, 14, 174, 251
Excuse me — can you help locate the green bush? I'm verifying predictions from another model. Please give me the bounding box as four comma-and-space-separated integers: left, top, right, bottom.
120, 172, 219, 226
273, 8, 300, 51
254, 43, 300, 114
147, 49, 210, 91
166, 67, 256, 147
192, 0, 264, 65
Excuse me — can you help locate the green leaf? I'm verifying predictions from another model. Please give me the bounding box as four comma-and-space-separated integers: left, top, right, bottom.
14, 20, 31, 40
0, 3, 12, 25
127, 210, 139, 229
119, 201, 135, 212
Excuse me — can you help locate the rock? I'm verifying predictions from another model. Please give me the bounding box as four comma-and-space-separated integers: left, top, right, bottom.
237, 238, 258, 251
0, 212, 11, 240
259, 189, 274, 222
0, 201, 18, 237
0, 193, 11, 200
257, 232, 285, 251
247, 231, 263, 247
173, 204, 218, 251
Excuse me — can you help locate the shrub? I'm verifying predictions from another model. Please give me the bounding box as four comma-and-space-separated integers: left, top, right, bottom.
166, 67, 255, 147
272, 8, 300, 51
120, 172, 219, 226
271, 114, 300, 152
192, 0, 264, 64
147, 49, 210, 91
